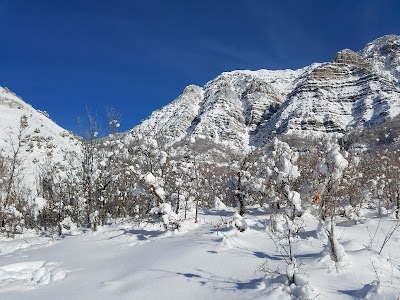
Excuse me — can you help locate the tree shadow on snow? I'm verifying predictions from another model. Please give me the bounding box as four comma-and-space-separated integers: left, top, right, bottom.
107, 229, 163, 241
202, 207, 268, 218
254, 250, 319, 260
209, 226, 233, 235
253, 251, 283, 261
298, 229, 317, 239
153, 268, 263, 291
338, 282, 379, 299
202, 209, 233, 217
245, 207, 270, 216
188, 268, 262, 290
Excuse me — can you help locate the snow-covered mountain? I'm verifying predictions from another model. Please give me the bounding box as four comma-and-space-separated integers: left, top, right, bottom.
0, 87, 81, 189
132, 35, 400, 148
1, 35, 400, 173
1, 36, 400, 300
361, 34, 400, 85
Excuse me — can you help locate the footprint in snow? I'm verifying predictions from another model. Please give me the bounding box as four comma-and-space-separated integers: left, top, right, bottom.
0, 261, 66, 292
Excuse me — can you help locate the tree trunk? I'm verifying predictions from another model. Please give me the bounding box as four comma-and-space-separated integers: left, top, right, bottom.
175, 190, 180, 214
237, 171, 245, 216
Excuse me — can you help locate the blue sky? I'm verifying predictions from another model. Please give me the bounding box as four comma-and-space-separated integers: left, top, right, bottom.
0, 0, 399, 134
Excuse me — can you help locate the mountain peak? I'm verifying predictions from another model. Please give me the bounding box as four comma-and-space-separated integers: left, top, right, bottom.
129, 35, 400, 148
333, 49, 371, 69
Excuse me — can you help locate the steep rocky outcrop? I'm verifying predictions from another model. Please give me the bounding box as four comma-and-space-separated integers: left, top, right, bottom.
128, 35, 400, 148
361, 35, 400, 85
256, 61, 400, 140
132, 84, 203, 143
132, 68, 307, 147
334, 49, 371, 69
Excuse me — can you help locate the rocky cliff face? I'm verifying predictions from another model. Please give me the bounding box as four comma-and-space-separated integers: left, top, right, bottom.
361, 35, 400, 85
133, 84, 203, 143
131, 68, 309, 147
256, 51, 400, 141
130, 35, 400, 148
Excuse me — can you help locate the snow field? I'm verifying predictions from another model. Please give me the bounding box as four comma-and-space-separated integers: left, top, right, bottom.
0, 207, 399, 299
0, 261, 66, 291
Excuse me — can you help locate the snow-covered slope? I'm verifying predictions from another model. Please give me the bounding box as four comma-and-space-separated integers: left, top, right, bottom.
2, 35, 400, 174
130, 35, 400, 148
361, 34, 400, 85
256, 50, 400, 140
133, 85, 203, 143
0, 87, 81, 191
189, 67, 311, 147
131, 67, 313, 147
1, 208, 399, 299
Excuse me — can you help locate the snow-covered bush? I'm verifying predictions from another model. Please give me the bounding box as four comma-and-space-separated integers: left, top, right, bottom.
60, 216, 79, 235
230, 149, 267, 216
303, 139, 350, 220
214, 196, 226, 210
319, 218, 347, 266
259, 138, 302, 217
232, 211, 248, 232
0, 204, 25, 237
151, 203, 180, 230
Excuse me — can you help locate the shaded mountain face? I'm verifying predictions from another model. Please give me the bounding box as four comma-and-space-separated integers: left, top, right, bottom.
131, 35, 400, 148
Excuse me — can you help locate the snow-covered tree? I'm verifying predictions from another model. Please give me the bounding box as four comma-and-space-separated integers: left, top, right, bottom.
0, 116, 31, 237
310, 140, 349, 265
258, 138, 302, 221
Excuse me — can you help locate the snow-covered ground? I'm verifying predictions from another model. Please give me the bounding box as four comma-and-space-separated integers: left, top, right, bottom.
0, 207, 399, 299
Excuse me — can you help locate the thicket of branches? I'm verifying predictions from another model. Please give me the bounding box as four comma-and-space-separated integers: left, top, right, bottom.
0, 112, 399, 237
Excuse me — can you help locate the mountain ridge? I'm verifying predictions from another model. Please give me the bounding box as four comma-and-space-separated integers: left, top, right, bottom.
128, 34, 400, 148
1, 35, 400, 151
